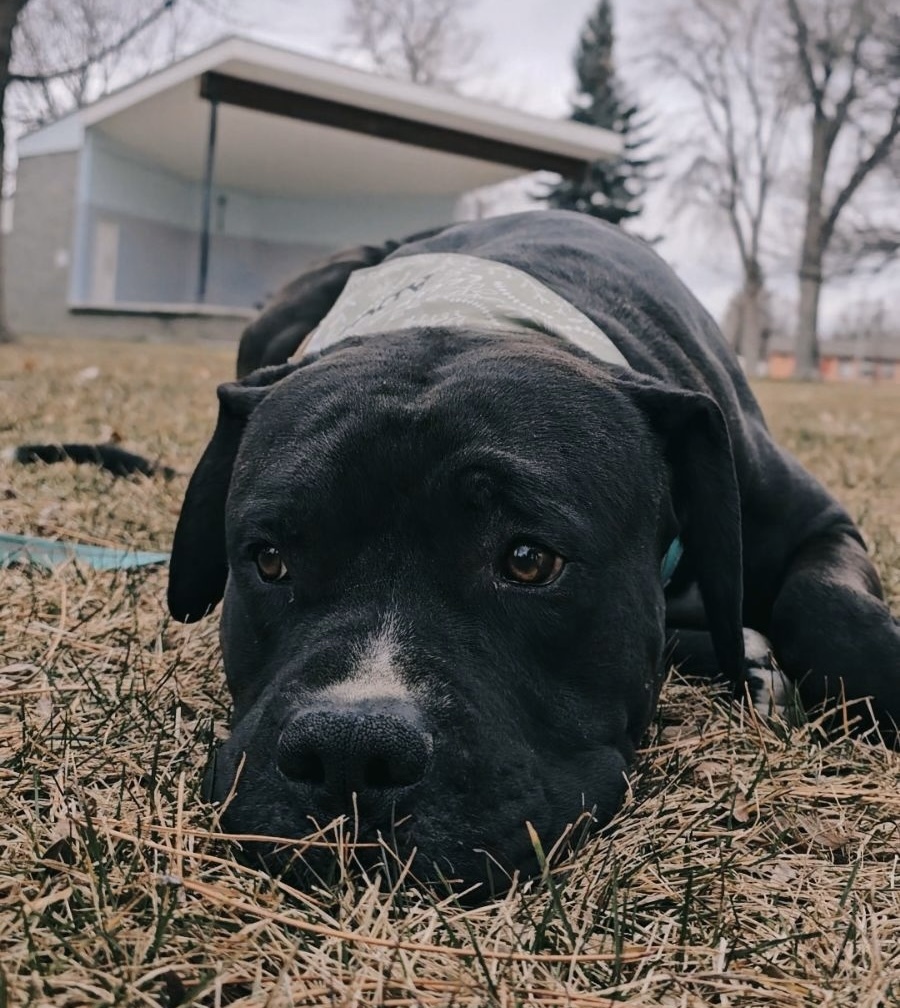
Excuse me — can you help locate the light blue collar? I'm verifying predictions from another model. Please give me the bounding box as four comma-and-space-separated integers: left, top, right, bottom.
661, 538, 683, 586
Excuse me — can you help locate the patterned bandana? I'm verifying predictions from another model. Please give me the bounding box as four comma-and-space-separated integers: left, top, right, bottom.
293, 251, 630, 369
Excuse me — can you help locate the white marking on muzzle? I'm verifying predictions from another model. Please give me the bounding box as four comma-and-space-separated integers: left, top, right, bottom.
325, 611, 412, 704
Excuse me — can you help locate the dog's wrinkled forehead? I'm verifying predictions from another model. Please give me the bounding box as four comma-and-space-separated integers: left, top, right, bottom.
228, 331, 659, 517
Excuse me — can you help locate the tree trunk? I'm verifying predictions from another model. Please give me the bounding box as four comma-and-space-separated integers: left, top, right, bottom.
794, 266, 822, 380
0, 111, 11, 344
793, 115, 829, 380
0, 0, 31, 344
738, 268, 765, 378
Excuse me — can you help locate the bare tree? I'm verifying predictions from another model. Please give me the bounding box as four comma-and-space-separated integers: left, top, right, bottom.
823, 193, 900, 279
9, 0, 224, 129
648, 0, 790, 374
341, 0, 480, 89
785, 0, 900, 378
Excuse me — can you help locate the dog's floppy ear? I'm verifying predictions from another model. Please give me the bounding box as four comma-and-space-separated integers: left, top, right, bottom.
168, 362, 299, 623
621, 374, 745, 681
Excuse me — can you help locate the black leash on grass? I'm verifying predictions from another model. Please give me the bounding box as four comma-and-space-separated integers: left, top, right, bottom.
10, 443, 177, 480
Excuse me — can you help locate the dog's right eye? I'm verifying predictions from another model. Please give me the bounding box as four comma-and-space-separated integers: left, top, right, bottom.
501, 542, 565, 586
255, 545, 289, 582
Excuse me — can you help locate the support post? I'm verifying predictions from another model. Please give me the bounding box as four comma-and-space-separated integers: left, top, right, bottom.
196, 98, 219, 303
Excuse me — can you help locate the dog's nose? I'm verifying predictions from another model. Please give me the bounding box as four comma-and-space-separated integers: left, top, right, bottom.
276, 705, 432, 809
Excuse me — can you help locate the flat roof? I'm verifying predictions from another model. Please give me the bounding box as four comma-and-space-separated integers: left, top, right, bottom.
18, 36, 621, 198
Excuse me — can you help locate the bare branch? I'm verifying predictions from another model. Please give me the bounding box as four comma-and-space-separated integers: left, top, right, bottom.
822, 102, 900, 246
785, 0, 822, 106
10, 0, 176, 85
7, 0, 230, 131
340, 0, 480, 89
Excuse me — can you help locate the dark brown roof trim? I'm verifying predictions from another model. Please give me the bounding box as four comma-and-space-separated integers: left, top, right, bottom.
199, 71, 589, 179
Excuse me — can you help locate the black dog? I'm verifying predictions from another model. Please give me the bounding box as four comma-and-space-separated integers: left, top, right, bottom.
168, 211, 899, 890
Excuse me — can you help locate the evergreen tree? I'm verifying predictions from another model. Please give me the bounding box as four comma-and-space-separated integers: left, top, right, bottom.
546, 0, 653, 224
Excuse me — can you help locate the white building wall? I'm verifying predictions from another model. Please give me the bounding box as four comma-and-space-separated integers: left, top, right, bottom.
6, 151, 81, 334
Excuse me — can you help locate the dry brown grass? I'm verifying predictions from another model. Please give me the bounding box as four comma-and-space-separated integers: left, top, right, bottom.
1, 337, 898, 1007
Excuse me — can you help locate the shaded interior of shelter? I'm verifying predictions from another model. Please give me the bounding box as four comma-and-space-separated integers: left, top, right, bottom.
72, 128, 460, 313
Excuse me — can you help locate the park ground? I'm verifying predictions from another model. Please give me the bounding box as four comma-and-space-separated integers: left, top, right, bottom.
1, 337, 898, 1006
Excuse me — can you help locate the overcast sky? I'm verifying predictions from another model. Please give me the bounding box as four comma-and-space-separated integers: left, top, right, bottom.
230, 0, 604, 118
219, 0, 896, 332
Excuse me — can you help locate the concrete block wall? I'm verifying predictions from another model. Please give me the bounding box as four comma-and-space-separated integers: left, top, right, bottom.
5, 152, 251, 341
6, 152, 80, 336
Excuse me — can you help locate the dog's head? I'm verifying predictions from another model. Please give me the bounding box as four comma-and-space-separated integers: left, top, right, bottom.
169, 330, 743, 891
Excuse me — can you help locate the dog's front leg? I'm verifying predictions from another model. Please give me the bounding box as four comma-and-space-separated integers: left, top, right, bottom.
768, 528, 900, 745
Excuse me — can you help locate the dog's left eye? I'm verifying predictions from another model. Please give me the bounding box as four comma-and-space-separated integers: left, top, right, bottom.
502, 542, 565, 586
255, 545, 289, 582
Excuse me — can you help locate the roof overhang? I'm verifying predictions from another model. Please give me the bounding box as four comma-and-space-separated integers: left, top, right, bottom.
18, 36, 621, 199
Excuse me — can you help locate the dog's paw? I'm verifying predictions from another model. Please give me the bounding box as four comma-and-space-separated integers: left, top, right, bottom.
743, 629, 793, 721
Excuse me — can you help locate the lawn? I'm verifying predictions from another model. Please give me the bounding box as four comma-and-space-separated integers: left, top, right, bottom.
1, 337, 898, 1007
